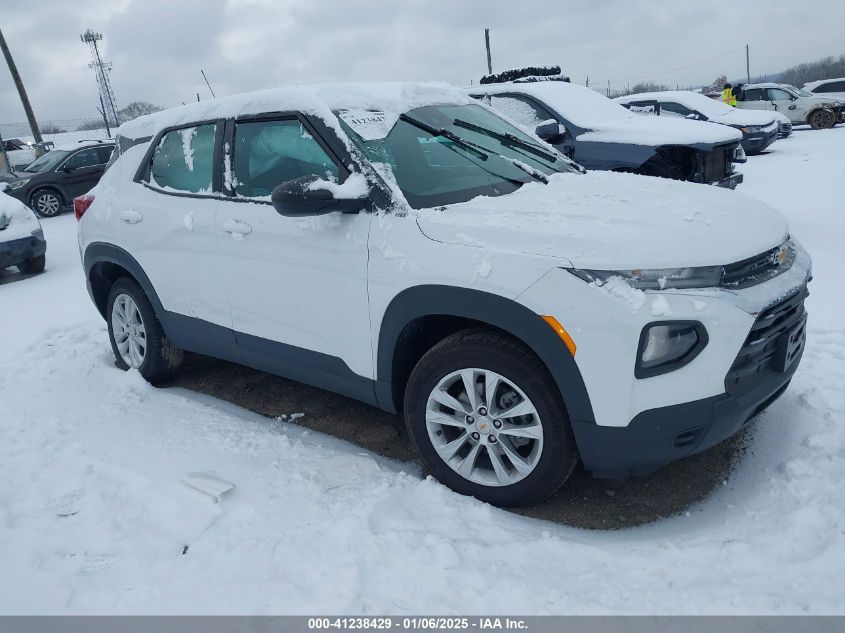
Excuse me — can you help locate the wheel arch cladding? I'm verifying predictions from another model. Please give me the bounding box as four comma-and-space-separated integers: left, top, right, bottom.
84, 243, 166, 321
376, 285, 595, 424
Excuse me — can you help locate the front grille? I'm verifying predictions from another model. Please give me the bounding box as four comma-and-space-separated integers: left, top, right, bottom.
725, 285, 808, 395
702, 147, 731, 182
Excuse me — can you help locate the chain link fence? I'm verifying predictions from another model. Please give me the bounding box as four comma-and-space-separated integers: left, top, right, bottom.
1, 118, 113, 177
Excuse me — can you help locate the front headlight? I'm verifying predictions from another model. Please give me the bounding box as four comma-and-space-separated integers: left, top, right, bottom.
739, 125, 764, 134
567, 265, 723, 290
7, 178, 30, 191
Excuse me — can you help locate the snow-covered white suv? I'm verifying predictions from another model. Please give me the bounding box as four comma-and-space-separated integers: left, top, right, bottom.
737, 83, 845, 129
77, 83, 812, 506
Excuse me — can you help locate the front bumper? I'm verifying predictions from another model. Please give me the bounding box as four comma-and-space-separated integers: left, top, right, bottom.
574, 343, 801, 478
0, 234, 47, 268
714, 172, 743, 189
741, 129, 778, 153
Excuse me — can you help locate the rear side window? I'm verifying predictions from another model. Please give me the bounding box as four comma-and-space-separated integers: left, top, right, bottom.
816, 81, 845, 93
150, 123, 217, 193
232, 119, 339, 198
489, 95, 555, 129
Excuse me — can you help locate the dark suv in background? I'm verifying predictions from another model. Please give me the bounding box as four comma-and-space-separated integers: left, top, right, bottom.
4, 140, 115, 217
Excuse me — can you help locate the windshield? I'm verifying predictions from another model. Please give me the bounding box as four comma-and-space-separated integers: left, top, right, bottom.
787, 86, 813, 98
21, 150, 70, 173
339, 103, 577, 209
678, 93, 735, 118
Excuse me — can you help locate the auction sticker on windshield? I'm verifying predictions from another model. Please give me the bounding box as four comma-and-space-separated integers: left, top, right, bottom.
338, 110, 398, 140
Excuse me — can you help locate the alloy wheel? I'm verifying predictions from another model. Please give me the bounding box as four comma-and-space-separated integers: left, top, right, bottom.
111, 293, 147, 368
35, 192, 61, 216
425, 368, 544, 487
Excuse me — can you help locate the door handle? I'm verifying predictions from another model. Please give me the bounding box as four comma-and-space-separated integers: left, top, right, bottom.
120, 209, 143, 224
223, 219, 252, 236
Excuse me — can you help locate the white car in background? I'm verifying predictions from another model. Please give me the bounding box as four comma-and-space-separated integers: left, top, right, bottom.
803, 77, 845, 101
616, 90, 779, 154
736, 83, 845, 129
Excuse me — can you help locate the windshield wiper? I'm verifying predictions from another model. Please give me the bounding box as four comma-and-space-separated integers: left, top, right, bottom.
399, 113, 490, 161
452, 118, 559, 163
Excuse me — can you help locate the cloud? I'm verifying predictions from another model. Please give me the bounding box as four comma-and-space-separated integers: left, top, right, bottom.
1, 0, 844, 122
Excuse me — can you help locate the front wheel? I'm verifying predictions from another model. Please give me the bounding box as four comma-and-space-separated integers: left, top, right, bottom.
17, 254, 45, 274
809, 109, 835, 130
404, 330, 578, 506
30, 189, 64, 218
106, 277, 184, 383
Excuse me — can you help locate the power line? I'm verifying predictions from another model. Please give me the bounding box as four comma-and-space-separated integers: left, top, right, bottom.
609, 46, 747, 85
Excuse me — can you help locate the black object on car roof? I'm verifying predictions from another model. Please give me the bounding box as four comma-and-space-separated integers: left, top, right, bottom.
480, 65, 571, 85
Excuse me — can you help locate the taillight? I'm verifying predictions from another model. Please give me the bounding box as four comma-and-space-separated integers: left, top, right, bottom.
74, 195, 95, 221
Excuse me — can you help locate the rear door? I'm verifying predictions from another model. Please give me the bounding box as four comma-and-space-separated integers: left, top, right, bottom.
124, 121, 231, 331
214, 114, 374, 387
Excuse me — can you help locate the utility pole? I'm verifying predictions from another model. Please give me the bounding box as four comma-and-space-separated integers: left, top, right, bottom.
746, 44, 751, 84
484, 28, 492, 75
0, 27, 43, 145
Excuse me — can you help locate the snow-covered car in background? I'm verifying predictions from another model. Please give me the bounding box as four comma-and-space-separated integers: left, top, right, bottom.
0, 192, 46, 274
78, 82, 811, 506
4, 140, 115, 217
736, 83, 845, 129
2, 138, 51, 173
771, 111, 793, 138
616, 90, 779, 154
803, 77, 845, 101
470, 78, 745, 189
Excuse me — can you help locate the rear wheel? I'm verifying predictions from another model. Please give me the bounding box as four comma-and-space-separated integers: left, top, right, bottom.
106, 277, 184, 383
404, 329, 578, 506
17, 254, 45, 274
809, 109, 834, 130
30, 188, 64, 218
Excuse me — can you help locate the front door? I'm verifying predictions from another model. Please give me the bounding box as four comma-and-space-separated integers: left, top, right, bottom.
214, 115, 374, 392
58, 145, 113, 198
767, 88, 802, 123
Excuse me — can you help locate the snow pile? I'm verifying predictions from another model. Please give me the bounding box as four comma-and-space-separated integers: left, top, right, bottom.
0, 129, 844, 614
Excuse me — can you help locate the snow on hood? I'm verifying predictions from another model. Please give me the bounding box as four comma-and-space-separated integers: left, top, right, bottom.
118, 82, 475, 142
616, 91, 777, 127
0, 191, 41, 241
416, 171, 788, 270
469, 83, 741, 146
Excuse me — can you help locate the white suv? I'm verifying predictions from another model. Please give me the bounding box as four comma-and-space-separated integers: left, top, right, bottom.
76, 83, 812, 506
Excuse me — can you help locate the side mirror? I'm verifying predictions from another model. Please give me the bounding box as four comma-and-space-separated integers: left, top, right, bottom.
535, 119, 567, 143
271, 175, 368, 217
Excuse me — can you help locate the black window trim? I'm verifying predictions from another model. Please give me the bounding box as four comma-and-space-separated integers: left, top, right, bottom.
56, 143, 116, 172
134, 118, 226, 201
223, 111, 350, 204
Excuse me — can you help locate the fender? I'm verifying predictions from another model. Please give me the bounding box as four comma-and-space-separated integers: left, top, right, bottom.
84, 242, 167, 316
376, 285, 595, 425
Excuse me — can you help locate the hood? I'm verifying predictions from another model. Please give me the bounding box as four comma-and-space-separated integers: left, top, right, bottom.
713, 108, 777, 127
578, 114, 742, 148
415, 171, 788, 270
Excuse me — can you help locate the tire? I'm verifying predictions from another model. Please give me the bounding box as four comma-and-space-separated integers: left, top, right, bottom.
404, 329, 578, 507
106, 277, 184, 383
30, 188, 64, 218
809, 109, 834, 130
17, 254, 45, 274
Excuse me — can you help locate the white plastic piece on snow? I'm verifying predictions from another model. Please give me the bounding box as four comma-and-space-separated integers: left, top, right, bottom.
183, 472, 235, 503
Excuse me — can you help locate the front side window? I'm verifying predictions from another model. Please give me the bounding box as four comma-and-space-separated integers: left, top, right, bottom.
488, 95, 556, 129
660, 102, 694, 117
341, 103, 577, 209
150, 123, 217, 193
232, 119, 339, 198
767, 89, 793, 101
63, 147, 103, 170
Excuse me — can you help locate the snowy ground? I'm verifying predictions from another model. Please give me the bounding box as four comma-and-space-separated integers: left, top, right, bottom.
1, 127, 843, 614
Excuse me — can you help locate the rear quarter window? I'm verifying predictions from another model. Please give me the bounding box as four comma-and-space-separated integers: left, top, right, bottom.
148, 124, 218, 194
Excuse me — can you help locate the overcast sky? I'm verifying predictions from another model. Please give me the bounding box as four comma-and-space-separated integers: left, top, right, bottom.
1, 0, 844, 122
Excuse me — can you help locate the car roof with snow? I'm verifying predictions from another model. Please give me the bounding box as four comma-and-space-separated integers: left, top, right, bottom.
50, 139, 115, 152
470, 82, 742, 145
117, 82, 475, 141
